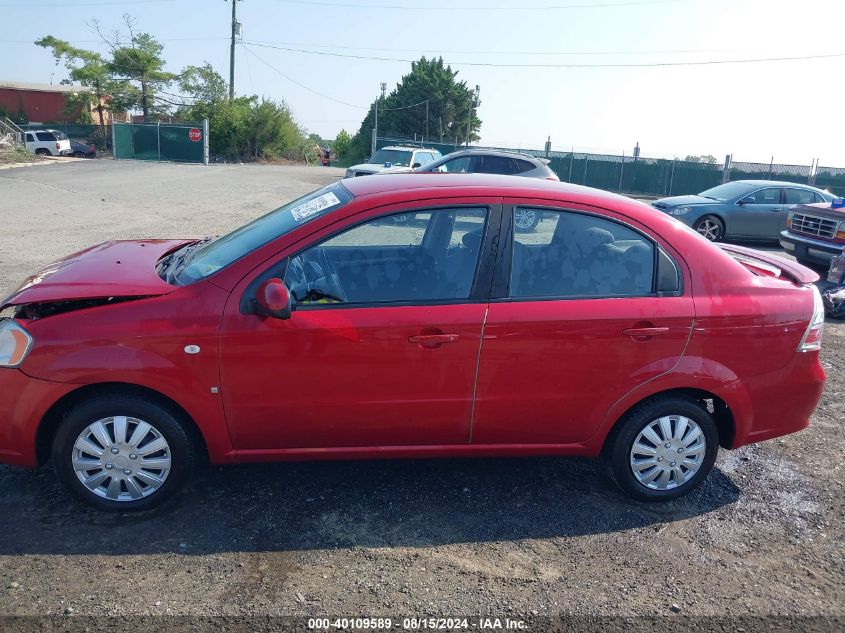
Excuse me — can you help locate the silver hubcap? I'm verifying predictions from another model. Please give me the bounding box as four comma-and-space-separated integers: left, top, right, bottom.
515, 209, 536, 230
630, 415, 706, 490
72, 416, 172, 502
696, 219, 721, 241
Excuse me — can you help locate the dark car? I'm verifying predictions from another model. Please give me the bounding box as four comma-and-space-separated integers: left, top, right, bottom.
780, 199, 845, 266
70, 139, 96, 159
652, 180, 835, 242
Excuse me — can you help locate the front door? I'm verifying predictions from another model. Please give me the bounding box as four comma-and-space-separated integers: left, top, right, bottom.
472, 203, 694, 445
219, 205, 498, 450
732, 187, 784, 237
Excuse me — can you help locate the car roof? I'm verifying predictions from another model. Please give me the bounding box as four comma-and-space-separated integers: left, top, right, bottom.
732, 179, 820, 189
440, 148, 543, 161
342, 173, 626, 204
381, 145, 439, 152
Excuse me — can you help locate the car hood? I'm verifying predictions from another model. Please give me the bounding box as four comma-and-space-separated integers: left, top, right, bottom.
1, 239, 191, 309
652, 195, 719, 208
349, 162, 389, 173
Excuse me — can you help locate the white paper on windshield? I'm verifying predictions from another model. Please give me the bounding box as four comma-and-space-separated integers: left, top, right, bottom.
290, 191, 341, 222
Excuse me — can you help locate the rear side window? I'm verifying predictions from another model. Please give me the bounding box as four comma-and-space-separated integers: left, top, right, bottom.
477, 156, 518, 175
785, 189, 817, 205
35, 132, 55, 142
514, 159, 536, 173
415, 152, 434, 166
510, 209, 655, 298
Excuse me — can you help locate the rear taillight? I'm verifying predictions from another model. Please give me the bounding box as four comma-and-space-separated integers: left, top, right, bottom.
797, 285, 824, 352
56, 142, 60, 150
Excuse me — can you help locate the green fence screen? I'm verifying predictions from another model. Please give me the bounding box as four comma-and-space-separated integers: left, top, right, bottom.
113, 122, 207, 164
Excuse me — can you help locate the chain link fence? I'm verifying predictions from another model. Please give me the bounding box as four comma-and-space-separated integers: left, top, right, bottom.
375, 135, 845, 198
113, 121, 208, 164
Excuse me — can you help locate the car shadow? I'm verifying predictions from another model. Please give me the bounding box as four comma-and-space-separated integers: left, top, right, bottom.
0, 457, 739, 555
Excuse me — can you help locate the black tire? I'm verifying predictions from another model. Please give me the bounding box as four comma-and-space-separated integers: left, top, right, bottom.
51, 393, 196, 511
34, 148, 51, 156
73, 151, 86, 159
692, 215, 724, 242
605, 396, 719, 502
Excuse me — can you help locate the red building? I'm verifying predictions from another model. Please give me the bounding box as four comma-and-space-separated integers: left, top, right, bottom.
0, 80, 112, 124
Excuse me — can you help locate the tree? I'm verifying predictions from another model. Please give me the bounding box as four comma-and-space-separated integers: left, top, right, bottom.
35, 35, 114, 141
684, 154, 718, 165
95, 17, 176, 122
333, 129, 351, 158
179, 63, 228, 104
347, 57, 481, 163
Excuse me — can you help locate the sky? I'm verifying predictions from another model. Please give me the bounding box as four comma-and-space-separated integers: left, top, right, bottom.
1, 0, 844, 166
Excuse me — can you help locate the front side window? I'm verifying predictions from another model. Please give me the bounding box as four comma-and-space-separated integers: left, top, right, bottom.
415, 152, 434, 166
510, 209, 655, 298
745, 188, 782, 204
283, 208, 488, 305
439, 156, 473, 173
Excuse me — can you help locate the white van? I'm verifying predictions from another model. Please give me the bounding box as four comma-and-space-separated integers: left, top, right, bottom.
24, 129, 72, 156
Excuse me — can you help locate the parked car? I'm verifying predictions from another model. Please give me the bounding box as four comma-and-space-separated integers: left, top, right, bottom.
345, 146, 442, 177
0, 174, 825, 511
780, 198, 845, 266
652, 180, 835, 242
24, 129, 71, 156
69, 139, 96, 159
414, 149, 560, 232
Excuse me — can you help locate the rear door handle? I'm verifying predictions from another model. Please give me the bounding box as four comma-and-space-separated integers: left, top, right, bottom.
408, 333, 460, 347
623, 327, 670, 340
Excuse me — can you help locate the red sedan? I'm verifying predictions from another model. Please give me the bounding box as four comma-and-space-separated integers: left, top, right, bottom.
0, 175, 826, 510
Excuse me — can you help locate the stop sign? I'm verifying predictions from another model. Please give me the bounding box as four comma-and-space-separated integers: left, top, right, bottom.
188, 128, 202, 142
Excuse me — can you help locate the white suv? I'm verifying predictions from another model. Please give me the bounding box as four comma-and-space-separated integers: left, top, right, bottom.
25, 129, 72, 156
345, 145, 442, 177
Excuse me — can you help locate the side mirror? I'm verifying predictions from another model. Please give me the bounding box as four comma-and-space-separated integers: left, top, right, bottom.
738, 196, 755, 205
255, 278, 292, 319
412, 162, 422, 169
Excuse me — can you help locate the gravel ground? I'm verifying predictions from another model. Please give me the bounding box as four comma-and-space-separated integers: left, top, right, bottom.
0, 160, 842, 629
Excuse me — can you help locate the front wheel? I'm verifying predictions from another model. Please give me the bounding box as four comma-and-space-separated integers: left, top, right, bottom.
693, 215, 724, 242
73, 151, 86, 159
52, 394, 196, 511
605, 397, 719, 501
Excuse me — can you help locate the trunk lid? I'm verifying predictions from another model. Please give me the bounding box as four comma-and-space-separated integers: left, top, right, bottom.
719, 243, 819, 284
1, 239, 191, 309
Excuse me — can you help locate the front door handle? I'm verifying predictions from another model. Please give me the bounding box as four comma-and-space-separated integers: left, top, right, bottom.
771, 208, 783, 212
408, 333, 460, 348
623, 327, 670, 341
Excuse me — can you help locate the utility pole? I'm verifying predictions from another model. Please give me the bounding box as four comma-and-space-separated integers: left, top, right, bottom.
228, 0, 242, 101
466, 85, 479, 148
425, 100, 429, 144
372, 81, 386, 156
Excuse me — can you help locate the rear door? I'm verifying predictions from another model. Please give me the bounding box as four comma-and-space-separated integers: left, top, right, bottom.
471, 200, 694, 445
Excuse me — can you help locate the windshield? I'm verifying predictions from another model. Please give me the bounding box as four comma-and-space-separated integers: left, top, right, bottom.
172, 182, 353, 285
369, 149, 413, 166
698, 182, 757, 201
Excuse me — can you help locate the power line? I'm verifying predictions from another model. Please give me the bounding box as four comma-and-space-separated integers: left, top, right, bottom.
0, 0, 175, 6
242, 41, 845, 69
381, 98, 428, 111
271, 0, 686, 10
239, 43, 365, 109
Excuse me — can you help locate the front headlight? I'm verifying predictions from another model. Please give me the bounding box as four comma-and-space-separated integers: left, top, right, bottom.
668, 206, 692, 216
0, 319, 33, 367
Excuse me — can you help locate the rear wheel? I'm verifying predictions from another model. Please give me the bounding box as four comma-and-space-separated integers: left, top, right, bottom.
34, 148, 51, 156
52, 394, 196, 511
73, 151, 86, 159
605, 396, 719, 501
693, 215, 724, 242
